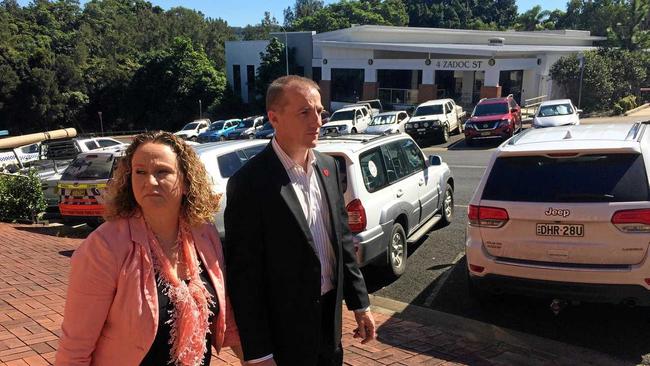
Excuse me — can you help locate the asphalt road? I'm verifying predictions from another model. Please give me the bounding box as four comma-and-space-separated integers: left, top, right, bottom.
360, 129, 650, 364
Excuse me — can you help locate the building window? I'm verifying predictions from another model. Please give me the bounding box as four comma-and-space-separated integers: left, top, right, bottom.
312, 67, 322, 83
233, 64, 241, 97
331, 68, 364, 103
246, 65, 255, 103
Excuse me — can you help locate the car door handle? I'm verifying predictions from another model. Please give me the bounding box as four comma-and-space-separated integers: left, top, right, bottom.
396, 189, 404, 198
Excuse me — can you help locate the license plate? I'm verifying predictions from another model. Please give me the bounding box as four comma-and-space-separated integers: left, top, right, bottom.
417, 128, 426, 132
536, 223, 584, 237
70, 189, 86, 196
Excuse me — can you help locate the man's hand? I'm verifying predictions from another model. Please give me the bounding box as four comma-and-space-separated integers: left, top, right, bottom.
353, 310, 376, 344
246, 358, 277, 366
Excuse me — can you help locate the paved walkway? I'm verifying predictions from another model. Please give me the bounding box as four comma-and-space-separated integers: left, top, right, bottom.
0, 222, 625, 366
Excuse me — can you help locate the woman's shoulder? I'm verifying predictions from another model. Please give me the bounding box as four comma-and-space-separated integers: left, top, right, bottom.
79, 218, 137, 257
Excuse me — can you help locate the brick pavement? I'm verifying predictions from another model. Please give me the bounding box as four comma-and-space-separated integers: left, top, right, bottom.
0, 222, 619, 366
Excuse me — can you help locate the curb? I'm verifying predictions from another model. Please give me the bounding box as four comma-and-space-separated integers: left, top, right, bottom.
624, 103, 650, 116
368, 294, 629, 366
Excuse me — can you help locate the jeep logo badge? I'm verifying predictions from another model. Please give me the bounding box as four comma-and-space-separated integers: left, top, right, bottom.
545, 208, 570, 217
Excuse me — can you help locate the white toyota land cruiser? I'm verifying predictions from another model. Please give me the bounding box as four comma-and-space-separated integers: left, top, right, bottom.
467, 123, 650, 306
316, 133, 454, 277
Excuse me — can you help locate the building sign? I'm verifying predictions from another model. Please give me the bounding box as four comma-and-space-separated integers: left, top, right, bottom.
433, 59, 486, 70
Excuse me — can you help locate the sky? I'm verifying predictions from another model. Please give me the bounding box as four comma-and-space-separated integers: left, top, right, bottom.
16, 0, 570, 27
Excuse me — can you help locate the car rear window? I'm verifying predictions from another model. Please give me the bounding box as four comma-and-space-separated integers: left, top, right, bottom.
482, 154, 650, 202
61, 155, 116, 181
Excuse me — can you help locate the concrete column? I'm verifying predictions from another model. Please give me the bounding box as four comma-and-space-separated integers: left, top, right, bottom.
461, 71, 474, 105
422, 69, 434, 85
363, 82, 378, 100
319, 80, 331, 111
364, 67, 377, 83
418, 84, 437, 103
411, 71, 420, 89
322, 66, 331, 81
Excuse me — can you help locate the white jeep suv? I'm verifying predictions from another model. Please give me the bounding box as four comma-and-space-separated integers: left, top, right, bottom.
466, 123, 650, 306
320, 106, 371, 136
316, 134, 454, 277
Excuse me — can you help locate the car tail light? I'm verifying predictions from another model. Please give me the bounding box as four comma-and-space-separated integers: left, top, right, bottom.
468, 205, 509, 228
469, 264, 485, 273
645, 278, 650, 286
346, 199, 367, 233
611, 209, 650, 233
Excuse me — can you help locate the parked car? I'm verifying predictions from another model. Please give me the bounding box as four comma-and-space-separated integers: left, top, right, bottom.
365, 111, 410, 134
315, 133, 454, 277
357, 99, 384, 116
466, 122, 650, 306
57, 151, 122, 227
193, 140, 268, 239
197, 119, 241, 142
0, 142, 40, 171
254, 121, 275, 139
464, 95, 522, 146
320, 106, 371, 136
225, 116, 265, 140
532, 99, 581, 128
173, 119, 210, 141
30, 137, 128, 212
405, 99, 465, 144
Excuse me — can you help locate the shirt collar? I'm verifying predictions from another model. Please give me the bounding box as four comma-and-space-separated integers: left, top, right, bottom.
272, 137, 316, 174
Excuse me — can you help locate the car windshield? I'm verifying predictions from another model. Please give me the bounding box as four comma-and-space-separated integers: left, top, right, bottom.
238, 119, 255, 128
182, 122, 199, 130
413, 105, 443, 116
209, 122, 225, 131
329, 110, 355, 121
537, 104, 574, 117
474, 103, 509, 116
370, 115, 396, 126
482, 154, 649, 202
61, 154, 116, 180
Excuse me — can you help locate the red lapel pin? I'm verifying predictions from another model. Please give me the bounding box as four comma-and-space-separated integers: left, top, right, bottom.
322, 168, 330, 177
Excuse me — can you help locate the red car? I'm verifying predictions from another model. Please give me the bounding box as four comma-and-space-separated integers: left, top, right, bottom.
464, 95, 522, 146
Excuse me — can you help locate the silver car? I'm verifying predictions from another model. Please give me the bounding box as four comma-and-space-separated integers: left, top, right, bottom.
193, 140, 268, 239
532, 99, 581, 128
365, 111, 410, 134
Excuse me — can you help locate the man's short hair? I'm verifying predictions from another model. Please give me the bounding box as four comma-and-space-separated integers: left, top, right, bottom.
266, 75, 320, 112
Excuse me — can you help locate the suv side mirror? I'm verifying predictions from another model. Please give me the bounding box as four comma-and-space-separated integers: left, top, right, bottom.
511, 108, 518, 113
428, 155, 442, 166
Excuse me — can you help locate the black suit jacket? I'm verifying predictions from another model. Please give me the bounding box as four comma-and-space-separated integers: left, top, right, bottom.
224, 143, 370, 365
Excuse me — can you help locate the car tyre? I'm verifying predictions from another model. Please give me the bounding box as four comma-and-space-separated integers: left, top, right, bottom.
440, 184, 453, 226
219, 135, 226, 141
351, 128, 357, 134
386, 223, 407, 278
190, 136, 197, 142
248, 134, 255, 139
437, 124, 449, 144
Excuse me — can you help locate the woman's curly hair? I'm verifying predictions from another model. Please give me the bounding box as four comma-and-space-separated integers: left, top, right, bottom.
103, 131, 219, 226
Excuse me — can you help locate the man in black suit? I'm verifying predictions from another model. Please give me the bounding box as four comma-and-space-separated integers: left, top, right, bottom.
224, 75, 376, 366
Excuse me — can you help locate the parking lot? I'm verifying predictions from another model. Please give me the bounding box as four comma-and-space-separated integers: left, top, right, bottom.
360, 113, 650, 364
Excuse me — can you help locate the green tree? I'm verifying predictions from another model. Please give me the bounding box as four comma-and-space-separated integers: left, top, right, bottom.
606, 0, 650, 50
550, 51, 614, 112
254, 38, 297, 109
516, 5, 552, 31
243, 12, 280, 40
291, 0, 407, 33
126, 37, 226, 131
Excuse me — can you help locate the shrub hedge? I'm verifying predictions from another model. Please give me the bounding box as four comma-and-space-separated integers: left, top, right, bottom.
0, 169, 47, 222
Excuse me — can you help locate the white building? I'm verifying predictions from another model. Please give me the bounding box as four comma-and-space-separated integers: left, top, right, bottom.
226, 25, 605, 109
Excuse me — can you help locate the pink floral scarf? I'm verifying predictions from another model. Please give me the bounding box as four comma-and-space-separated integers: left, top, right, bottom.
147, 221, 214, 366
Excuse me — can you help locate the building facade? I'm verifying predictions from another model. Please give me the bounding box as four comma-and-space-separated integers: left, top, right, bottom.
227, 25, 605, 110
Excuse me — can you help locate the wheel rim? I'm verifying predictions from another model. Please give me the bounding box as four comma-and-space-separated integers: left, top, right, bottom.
444, 126, 449, 140
444, 188, 453, 220
390, 230, 404, 268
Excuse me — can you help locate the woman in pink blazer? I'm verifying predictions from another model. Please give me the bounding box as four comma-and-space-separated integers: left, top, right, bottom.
56, 131, 242, 366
